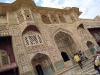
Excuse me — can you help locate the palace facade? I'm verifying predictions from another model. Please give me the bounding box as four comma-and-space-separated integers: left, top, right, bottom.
0, 0, 100, 75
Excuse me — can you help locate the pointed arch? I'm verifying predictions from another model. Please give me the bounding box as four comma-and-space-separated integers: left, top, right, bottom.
53, 28, 73, 38
22, 25, 40, 35
54, 31, 77, 60
77, 24, 84, 29
31, 53, 51, 64
22, 25, 43, 46
86, 41, 94, 49
31, 53, 54, 75
86, 41, 95, 54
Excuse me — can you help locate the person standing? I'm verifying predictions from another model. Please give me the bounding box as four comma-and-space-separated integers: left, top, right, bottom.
94, 56, 100, 74
74, 53, 83, 69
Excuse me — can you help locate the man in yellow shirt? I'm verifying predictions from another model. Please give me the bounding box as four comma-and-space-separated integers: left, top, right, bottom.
74, 53, 83, 69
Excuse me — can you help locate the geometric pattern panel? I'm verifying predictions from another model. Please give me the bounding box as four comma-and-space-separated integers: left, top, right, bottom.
24, 34, 42, 46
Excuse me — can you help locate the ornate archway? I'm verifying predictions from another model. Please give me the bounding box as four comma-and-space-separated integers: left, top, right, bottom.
54, 31, 77, 61
31, 53, 54, 75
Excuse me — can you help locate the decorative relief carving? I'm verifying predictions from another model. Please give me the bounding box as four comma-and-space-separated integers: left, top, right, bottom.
0, 24, 9, 36
0, 30, 9, 36
19, 54, 26, 64
83, 22, 100, 27
0, 25, 7, 30
14, 36, 21, 44
22, 65, 29, 73
78, 28, 89, 39
49, 49, 60, 62
17, 11, 24, 23
10, 26, 20, 35
24, 10, 32, 20
16, 44, 25, 53
26, 44, 45, 52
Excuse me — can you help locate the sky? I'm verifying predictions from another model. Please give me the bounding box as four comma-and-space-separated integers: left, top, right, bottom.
0, 0, 100, 19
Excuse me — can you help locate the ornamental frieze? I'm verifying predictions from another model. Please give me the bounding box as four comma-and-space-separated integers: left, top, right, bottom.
0, 30, 9, 36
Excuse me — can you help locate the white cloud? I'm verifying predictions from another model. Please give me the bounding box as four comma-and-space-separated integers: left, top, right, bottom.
35, 0, 100, 19
34, 0, 39, 3
1, 0, 15, 3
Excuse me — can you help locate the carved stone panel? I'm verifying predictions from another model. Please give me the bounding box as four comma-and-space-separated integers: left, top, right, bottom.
9, 26, 20, 36
19, 54, 26, 64
17, 11, 24, 23
13, 36, 21, 44
22, 65, 29, 73
16, 44, 25, 53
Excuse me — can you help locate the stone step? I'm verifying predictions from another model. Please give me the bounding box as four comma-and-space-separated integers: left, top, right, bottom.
75, 59, 99, 75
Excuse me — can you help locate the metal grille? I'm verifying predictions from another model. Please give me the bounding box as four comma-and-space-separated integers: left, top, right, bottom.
24, 34, 42, 46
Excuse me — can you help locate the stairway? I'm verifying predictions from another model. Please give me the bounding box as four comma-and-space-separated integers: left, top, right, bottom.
75, 60, 98, 75
61, 59, 98, 75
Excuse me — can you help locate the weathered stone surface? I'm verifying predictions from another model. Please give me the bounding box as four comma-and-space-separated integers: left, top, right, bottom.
0, 0, 100, 75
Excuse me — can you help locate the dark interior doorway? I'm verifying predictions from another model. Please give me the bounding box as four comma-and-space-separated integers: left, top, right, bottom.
61, 52, 70, 62
0, 67, 19, 75
36, 64, 44, 75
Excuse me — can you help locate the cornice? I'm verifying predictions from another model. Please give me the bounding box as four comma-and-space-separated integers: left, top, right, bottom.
0, 0, 82, 17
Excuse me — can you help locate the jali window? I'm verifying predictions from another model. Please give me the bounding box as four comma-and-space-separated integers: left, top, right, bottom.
23, 32, 43, 46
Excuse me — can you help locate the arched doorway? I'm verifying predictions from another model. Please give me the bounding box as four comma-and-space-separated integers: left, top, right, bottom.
54, 31, 77, 61
31, 53, 54, 75
61, 52, 70, 62
86, 41, 95, 54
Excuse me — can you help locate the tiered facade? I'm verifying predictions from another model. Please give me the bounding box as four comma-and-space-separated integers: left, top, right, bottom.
0, 0, 100, 75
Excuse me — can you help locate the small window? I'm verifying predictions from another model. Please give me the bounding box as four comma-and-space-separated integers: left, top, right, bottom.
0, 50, 9, 66
24, 34, 43, 46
